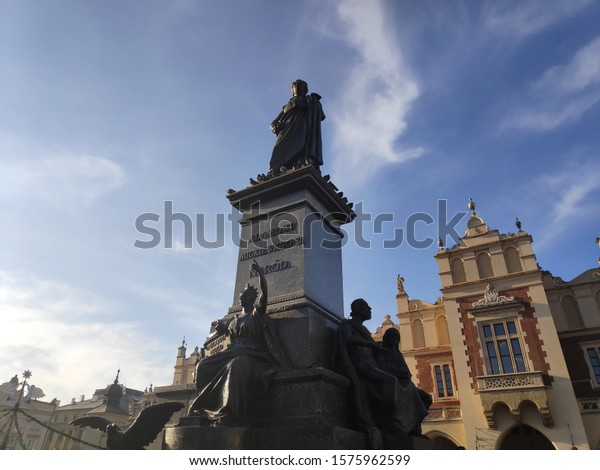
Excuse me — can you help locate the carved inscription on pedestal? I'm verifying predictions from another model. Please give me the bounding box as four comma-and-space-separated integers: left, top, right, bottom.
239, 222, 302, 275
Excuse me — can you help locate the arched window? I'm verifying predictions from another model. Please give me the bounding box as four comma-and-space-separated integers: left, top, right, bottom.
412, 319, 426, 348
560, 295, 584, 329
436, 315, 450, 345
504, 246, 522, 273
476, 252, 494, 279
451, 258, 466, 283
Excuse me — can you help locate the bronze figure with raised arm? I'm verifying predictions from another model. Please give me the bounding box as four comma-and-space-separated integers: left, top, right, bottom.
189, 260, 291, 426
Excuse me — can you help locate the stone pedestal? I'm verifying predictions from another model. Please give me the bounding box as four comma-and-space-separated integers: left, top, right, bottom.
164, 420, 437, 450
208, 165, 355, 370
255, 368, 350, 428
164, 422, 368, 450
165, 367, 363, 449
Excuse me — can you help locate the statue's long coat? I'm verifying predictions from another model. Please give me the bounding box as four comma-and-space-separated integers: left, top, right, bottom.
270, 93, 325, 170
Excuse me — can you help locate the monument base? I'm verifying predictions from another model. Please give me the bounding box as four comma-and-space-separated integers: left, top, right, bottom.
255, 367, 351, 428
163, 423, 437, 450
163, 367, 439, 450
163, 423, 366, 450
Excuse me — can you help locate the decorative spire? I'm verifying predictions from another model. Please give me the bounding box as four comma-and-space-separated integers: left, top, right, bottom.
181, 336, 187, 349
114, 369, 120, 385
468, 197, 476, 216
515, 216, 522, 232
438, 237, 444, 249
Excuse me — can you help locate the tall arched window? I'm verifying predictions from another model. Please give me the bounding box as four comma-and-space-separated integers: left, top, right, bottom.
560, 295, 584, 329
504, 246, 522, 273
451, 258, 466, 283
412, 319, 426, 348
436, 315, 450, 345
476, 252, 494, 279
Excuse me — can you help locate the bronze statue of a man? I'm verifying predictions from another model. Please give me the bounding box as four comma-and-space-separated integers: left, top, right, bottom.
269, 79, 325, 174
337, 298, 430, 449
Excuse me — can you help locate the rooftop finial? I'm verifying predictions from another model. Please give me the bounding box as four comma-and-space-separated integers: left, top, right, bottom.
515, 216, 522, 232
114, 369, 120, 385
468, 197, 476, 216
181, 336, 187, 348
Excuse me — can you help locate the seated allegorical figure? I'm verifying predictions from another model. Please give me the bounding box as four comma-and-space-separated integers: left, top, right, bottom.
337, 298, 431, 448
188, 260, 291, 426
378, 328, 432, 436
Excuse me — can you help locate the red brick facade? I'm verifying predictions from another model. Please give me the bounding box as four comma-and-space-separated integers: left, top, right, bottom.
414, 351, 459, 409
457, 287, 552, 389
512, 288, 552, 385
457, 293, 486, 390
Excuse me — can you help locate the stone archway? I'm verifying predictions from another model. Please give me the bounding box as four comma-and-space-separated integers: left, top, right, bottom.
498, 425, 555, 450
426, 431, 462, 449
430, 435, 460, 449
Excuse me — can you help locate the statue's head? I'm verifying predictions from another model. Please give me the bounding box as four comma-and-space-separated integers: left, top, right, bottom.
382, 328, 400, 349
350, 298, 371, 321
239, 283, 258, 309
291, 79, 308, 97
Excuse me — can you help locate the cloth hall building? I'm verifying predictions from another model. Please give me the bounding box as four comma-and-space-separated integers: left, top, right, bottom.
371, 200, 600, 450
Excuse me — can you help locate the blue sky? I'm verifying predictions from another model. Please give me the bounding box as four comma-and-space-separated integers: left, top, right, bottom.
1, 0, 600, 404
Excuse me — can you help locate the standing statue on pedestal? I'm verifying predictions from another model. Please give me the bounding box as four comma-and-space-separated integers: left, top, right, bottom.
189, 260, 291, 426
337, 299, 431, 449
269, 79, 325, 175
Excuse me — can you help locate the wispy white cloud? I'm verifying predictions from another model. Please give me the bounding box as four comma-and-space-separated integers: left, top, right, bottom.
501, 35, 600, 131
329, 0, 424, 186
503, 91, 600, 131
0, 271, 171, 404
1, 147, 125, 206
534, 36, 600, 94
483, 0, 593, 39
521, 160, 600, 249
